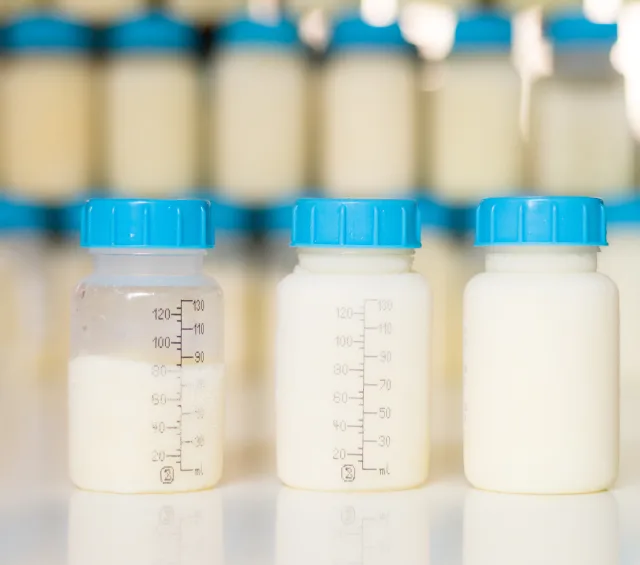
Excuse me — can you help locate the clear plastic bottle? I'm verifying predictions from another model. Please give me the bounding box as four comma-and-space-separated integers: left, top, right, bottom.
209, 15, 308, 205
277, 198, 430, 491
529, 14, 633, 196
428, 11, 522, 202
1, 13, 95, 202
321, 16, 418, 197
464, 196, 619, 494
69, 199, 224, 494
105, 12, 200, 198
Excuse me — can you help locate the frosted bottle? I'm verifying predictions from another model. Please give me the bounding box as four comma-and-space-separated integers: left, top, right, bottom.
277, 198, 430, 491
428, 11, 522, 202
464, 196, 619, 494
321, 16, 417, 197
105, 12, 199, 198
412, 197, 464, 448
69, 199, 224, 494
203, 199, 259, 457
210, 16, 308, 204
530, 15, 633, 195
1, 14, 95, 203
53, 0, 147, 24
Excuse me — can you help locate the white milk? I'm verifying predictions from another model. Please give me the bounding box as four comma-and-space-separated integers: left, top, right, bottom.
412, 198, 464, 449
276, 199, 430, 491
464, 489, 618, 565
167, 0, 243, 24
69, 356, 224, 494
529, 16, 633, 195
53, 0, 146, 23
210, 17, 308, 204
1, 16, 95, 203
321, 17, 417, 197
105, 14, 199, 197
464, 197, 619, 494
428, 15, 522, 202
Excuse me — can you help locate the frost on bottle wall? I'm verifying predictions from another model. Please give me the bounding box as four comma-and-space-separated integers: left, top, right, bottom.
69, 199, 224, 494
209, 15, 308, 205
276, 199, 430, 491
105, 12, 200, 198
320, 16, 418, 197
427, 10, 522, 202
529, 14, 633, 196
0, 14, 95, 203
464, 196, 619, 494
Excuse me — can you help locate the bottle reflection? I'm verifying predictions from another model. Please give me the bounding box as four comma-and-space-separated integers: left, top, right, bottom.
276, 486, 429, 565
68, 489, 222, 565
464, 489, 618, 565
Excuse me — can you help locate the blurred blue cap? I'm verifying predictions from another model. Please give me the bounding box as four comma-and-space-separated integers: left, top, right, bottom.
330, 14, 415, 54
107, 10, 199, 53
81, 198, 214, 249
475, 196, 607, 246
605, 196, 640, 226
4, 12, 94, 53
0, 197, 49, 233
292, 198, 421, 248
547, 11, 617, 49
418, 196, 458, 233
211, 197, 255, 233
453, 10, 512, 53
217, 14, 301, 50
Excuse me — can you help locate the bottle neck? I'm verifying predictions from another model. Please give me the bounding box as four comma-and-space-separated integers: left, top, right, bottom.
92, 249, 206, 277
296, 248, 414, 275
485, 246, 598, 273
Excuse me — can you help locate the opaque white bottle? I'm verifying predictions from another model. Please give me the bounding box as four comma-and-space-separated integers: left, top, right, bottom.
277, 199, 430, 491
321, 16, 417, 197
105, 12, 199, 198
529, 15, 633, 195
464, 196, 618, 494
210, 16, 308, 205
1, 14, 95, 203
428, 11, 522, 202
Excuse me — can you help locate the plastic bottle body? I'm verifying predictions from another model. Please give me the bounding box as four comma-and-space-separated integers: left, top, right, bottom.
69, 250, 224, 494
1, 55, 94, 202
428, 54, 522, 201
105, 55, 199, 197
463, 247, 619, 494
321, 52, 417, 197
529, 59, 633, 195
276, 249, 430, 491
210, 49, 308, 204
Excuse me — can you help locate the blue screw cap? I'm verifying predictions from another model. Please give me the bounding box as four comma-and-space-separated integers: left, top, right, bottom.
330, 14, 415, 54
546, 11, 617, 50
453, 10, 512, 54
4, 12, 94, 53
291, 198, 421, 248
81, 198, 214, 249
210, 197, 254, 233
217, 14, 301, 50
475, 196, 607, 246
418, 196, 458, 234
0, 197, 49, 233
605, 196, 640, 226
106, 10, 198, 53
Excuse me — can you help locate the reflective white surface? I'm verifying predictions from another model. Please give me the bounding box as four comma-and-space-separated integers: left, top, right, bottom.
1, 383, 638, 565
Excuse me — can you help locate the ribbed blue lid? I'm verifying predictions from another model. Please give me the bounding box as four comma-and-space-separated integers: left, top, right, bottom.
453, 11, 512, 53
330, 14, 414, 54
291, 198, 421, 248
547, 12, 617, 49
475, 196, 607, 246
211, 198, 254, 233
418, 196, 457, 233
605, 196, 640, 226
4, 12, 94, 53
107, 11, 198, 53
217, 14, 301, 50
0, 197, 49, 233
81, 199, 214, 249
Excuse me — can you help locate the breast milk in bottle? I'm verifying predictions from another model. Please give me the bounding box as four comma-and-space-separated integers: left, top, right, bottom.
464, 196, 619, 494
210, 15, 308, 205
529, 14, 633, 195
321, 16, 418, 197
1, 14, 95, 203
428, 11, 522, 202
69, 198, 224, 493
105, 12, 200, 198
277, 198, 430, 491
